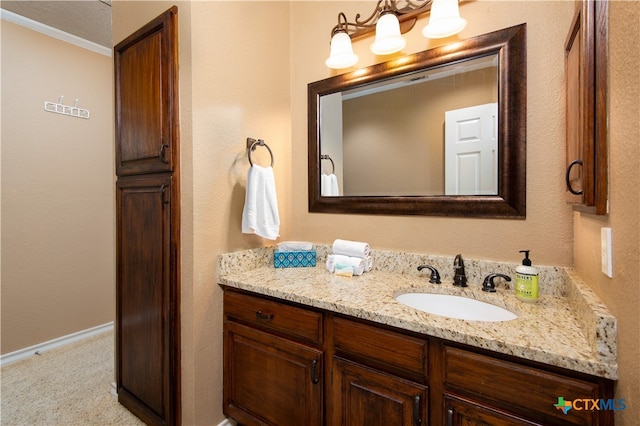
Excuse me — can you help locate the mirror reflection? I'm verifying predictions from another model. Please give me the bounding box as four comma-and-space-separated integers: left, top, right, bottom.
319, 55, 499, 197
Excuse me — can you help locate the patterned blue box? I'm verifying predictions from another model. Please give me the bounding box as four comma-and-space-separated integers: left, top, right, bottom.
274, 250, 316, 268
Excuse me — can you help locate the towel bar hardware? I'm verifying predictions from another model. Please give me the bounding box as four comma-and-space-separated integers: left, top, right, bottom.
320, 154, 335, 174
247, 137, 274, 167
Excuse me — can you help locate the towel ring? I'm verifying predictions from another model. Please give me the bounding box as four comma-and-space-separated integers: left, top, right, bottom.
320, 154, 335, 174
247, 138, 274, 167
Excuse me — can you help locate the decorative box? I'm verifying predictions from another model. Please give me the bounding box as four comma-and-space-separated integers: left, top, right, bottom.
274, 250, 316, 268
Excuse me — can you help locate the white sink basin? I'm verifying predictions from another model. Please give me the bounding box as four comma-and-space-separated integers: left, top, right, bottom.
396, 293, 517, 322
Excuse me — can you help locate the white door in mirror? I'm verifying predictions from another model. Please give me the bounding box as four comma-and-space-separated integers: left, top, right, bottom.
445, 103, 498, 195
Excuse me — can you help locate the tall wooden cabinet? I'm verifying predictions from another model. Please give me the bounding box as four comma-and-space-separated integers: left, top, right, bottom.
565, 0, 608, 214
114, 7, 180, 425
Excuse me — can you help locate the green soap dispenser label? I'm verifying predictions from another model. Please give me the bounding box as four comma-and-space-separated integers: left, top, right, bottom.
515, 273, 539, 301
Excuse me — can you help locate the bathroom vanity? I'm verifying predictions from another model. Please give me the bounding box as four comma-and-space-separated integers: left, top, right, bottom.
218, 247, 617, 425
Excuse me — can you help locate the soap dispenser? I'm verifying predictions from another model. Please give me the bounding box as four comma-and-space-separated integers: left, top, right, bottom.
515, 250, 539, 302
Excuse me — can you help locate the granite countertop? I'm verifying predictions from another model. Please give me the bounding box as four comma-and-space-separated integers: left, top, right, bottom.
217, 246, 618, 380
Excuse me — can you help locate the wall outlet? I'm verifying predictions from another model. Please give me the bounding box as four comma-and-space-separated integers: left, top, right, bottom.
601, 227, 613, 278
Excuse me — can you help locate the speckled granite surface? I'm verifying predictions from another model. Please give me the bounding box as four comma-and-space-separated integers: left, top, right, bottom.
217, 246, 617, 379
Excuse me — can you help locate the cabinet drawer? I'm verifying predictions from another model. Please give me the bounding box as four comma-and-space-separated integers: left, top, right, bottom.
333, 316, 428, 383
443, 345, 602, 425
224, 290, 323, 346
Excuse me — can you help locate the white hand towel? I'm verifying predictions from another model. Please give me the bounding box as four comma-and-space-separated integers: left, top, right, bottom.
321, 173, 340, 196
329, 174, 339, 195
242, 165, 280, 240
332, 239, 370, 258
326, 254, 365, 276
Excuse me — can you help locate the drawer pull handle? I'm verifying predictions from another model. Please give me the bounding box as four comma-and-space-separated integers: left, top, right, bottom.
255, 310, 274, 321
159, 144, 170, 163
566, 159, 583, 195
413, 395, 422, 425
310, 358, 320, 384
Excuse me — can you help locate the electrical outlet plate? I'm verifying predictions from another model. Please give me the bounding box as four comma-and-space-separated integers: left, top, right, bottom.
601, 227, 613, 278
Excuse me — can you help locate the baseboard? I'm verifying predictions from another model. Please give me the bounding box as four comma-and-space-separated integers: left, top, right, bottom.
0, 322, 114, 366
218, 419, 237, 426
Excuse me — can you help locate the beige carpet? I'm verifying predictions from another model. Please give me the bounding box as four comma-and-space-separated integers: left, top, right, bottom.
1, 331, 144, 425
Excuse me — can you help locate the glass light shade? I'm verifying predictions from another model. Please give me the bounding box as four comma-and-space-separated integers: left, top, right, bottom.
422, 0, 467, 39
325, 31, 359, 69
370, 12, 406, 55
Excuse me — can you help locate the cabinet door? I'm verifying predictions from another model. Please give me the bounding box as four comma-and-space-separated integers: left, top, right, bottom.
224, 321, 323, 426
114, 6, 179, 176
442, 345, 608, 426
444, 394, 540, 426
331, 357, 427, 426
116, 173, 179, 425
564, 0, 608, 214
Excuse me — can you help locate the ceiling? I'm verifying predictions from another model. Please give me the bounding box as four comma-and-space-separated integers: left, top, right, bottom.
1, 0, 112, 48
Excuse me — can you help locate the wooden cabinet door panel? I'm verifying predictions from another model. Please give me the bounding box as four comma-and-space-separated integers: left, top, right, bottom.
224, 321, 323, 426
331, 357, 427, 426
116, 173, 178, 425
115, 6, 178, 176
444, 394, 540, 426
443, 345, 605, 426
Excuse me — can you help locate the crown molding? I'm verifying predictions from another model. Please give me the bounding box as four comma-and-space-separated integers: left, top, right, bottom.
1, 9, 112, 57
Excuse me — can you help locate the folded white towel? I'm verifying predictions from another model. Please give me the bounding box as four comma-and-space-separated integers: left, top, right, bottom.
277, 241, 313, 251
242, 165, 280, 240
363, 256, 373, 272
326, 254, 365, 276
332, 239, 370, 258
321, 173, 340, 196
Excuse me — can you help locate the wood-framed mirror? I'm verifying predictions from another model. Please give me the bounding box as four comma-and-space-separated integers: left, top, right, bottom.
308, 24, 527, 218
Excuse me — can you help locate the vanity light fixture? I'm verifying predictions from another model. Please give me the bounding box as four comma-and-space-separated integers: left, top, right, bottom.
325, 0, 467, 69
370, 10, 407, 55
423, 0, 467, 38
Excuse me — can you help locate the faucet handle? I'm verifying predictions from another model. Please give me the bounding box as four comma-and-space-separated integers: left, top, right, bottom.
417, 265, 441, 284
482, 273, 512, 292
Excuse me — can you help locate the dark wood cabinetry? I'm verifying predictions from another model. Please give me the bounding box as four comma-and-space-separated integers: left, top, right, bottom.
331, 358, 428, 426
116, 173, 180, 425
223, 290, 324, 425
565, 0, 608, 214
115, 7, 180, 425
329, 315, 429, 426
222, 288, 614, 426
443, 394, 539, 426
440, 344, 610, 426
224, 322, 323, 426
115, 7, 179, 177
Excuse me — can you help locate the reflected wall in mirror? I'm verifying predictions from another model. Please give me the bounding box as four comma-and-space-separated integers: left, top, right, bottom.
324, 55, 498, 197
308, 24, 527, 218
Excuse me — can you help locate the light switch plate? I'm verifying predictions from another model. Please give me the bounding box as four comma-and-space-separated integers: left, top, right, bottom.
601, 227, 613, 278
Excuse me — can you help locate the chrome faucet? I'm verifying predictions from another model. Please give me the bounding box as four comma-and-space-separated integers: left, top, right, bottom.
453, 254, 468, 287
